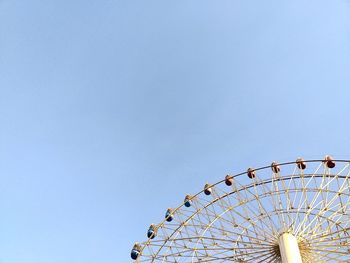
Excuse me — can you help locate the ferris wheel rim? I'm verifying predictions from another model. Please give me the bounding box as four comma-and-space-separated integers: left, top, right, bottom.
145, 159, 350, 236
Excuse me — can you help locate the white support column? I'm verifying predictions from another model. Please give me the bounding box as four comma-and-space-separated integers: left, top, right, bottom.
278, 233, 303, 263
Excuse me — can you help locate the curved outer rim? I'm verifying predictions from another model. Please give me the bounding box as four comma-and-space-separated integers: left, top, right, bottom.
136, 158, 350, 258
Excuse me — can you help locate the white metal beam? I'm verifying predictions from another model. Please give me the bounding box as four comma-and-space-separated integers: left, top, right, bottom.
278, 233, 303, 263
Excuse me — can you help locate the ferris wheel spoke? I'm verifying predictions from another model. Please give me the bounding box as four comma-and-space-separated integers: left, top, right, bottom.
189, 205, 274, 260
192, 246, 245, 263
310, 236, 350, 249
300, 203, 345, 239
277, 167, 298, 230
310, 165, 350, 234
307, 228, 350, 243
237, 247, 276, 262
295, 172, 339, 235
265, 170, 286, 232
311, 248, 349, 261
256, 253, 279, 263
229, 210, 277, 243
294, 163, 323, 231
219, 191, 278, 241
193, 189, 278, 243
297, 199, 339, 238
289, 169, 307, 231
166, 235, 273, 248
189, 200, 233, 261
251, 180, 280, 235
154, 246, 229, 258
234, 179, 280, 237
220, 207, 276, 243
274, 170, 290, 230
304, 200, 350, 241
311, 242, 350, 252
197, 221, 274, 246
300, 250, 321, 262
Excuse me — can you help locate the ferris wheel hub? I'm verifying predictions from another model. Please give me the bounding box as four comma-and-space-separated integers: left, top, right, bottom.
278, 233, 303, 263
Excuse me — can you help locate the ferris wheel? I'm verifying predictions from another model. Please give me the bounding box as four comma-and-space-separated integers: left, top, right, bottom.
130, 156, 350, 262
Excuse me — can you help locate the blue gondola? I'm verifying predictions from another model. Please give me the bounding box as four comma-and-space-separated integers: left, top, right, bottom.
130, 243, 141, 260
184, 195, 192, 207
165, 208, 174, 222
147, 224, 157, 239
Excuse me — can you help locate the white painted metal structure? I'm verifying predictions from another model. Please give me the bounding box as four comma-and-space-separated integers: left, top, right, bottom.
131, 157, 350, 262
278, 233, 303, 263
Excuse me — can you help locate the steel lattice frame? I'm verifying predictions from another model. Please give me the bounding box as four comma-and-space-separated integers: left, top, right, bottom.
132, 159, 350, 262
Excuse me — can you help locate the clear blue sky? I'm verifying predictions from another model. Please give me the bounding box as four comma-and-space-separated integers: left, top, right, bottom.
0, 0, 349, 262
